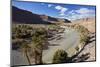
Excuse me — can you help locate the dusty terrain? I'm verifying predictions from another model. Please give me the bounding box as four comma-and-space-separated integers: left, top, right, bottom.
12, 26, 80, 65
72, 18, 96, 62
12, 17, 96, 66
43, 26, 80, 63
72, 18, 95, 33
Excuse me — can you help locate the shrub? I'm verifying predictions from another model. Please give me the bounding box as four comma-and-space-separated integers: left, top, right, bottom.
80, 34, 90, 44
73, 24, 90, 45
32, 28, 47, 64
75, 46, 79, 51
12, 24, 33, 39
52, 49, 68, 63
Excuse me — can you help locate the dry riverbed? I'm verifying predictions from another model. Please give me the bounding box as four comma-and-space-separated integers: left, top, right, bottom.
42, 26, 80, 63
12, 24, 96, 65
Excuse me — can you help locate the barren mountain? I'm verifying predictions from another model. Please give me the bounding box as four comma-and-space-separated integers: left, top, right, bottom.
12, 6, 71, 24
72, 17, 96, 62
72, 17, 96, 33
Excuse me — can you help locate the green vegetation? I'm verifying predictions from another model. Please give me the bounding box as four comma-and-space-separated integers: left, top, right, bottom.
74, 24, 89, 35
47, 25, 64, 32
52, 49, 69, 63
80, 33, 90, 44
73, 24, 90, 45
32, 28, 47, 64
12, 24, 33, 39
75, 46, 79, 52
47, 25, 60, 29
20, 40, 31, 65
12, 24, 50, 64
12, 24, 90, 64
66, 24, 90, 54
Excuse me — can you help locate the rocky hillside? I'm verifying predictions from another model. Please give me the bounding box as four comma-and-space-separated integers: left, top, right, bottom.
12, 6, 71, 24
72, 17, 96, 33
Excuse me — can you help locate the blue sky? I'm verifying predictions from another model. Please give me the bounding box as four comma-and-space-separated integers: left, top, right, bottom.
12, 1, 96, 20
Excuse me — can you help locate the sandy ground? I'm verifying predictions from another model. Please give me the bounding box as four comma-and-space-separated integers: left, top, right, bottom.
73, 33, 96, 62
72, 18, 95, 33
72, 18, 96, 62
12, 26, 80, 65
42, 26, 80, 63
78, 18, 96, 61
11, 50, 29, 66
12, 18, 96, 65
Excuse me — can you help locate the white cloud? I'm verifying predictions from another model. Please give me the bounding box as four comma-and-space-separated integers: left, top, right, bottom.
41, 3, 45, 5
55, 6, 62, 10
68, 10, 76, 15
48, 4, 53, 7
59, 8, 95, 20
75, 8, 95, 14
55, 5, 68, 16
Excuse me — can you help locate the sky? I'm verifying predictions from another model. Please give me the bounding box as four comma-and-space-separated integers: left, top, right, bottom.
12, 0, 96, 20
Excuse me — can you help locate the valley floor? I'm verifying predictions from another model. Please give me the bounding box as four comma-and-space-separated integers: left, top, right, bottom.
42, 26, 80, 63
11, 20, 96, 66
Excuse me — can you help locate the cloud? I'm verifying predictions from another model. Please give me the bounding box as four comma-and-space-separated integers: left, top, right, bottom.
59, 8, 95, 20
55, 5, 68, 16
55, 6, 62, 10
75, 8, 95, 14
48, 4, 53, 7
41, 3, 45, 5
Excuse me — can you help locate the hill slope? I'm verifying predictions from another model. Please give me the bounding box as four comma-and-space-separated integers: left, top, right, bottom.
12, 6, 71, 24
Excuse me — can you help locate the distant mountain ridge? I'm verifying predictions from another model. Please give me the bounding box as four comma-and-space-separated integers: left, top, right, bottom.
12, 6, 71, 24
72, 17, 95, 22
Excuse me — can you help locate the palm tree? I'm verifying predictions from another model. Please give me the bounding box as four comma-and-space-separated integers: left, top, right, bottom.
32, 28, 47, 64
20, 40, 31, 65
32, 36, 43, 64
